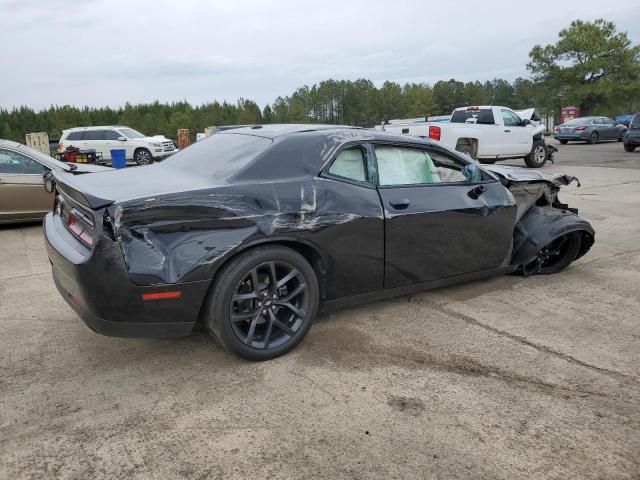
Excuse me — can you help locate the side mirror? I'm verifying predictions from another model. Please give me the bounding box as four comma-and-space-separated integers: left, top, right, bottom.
117, 136, 127, 142
521, 118, 531, 126
43, 171, 55, 193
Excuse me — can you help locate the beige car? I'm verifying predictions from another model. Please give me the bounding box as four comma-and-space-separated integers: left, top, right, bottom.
0, 139, 110, 224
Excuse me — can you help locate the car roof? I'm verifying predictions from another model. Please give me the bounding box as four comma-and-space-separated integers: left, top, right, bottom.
63, 125, 128, 131
215, 125, 437, 183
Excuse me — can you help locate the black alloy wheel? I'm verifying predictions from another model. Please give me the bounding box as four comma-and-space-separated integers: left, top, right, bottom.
588, 132, 599, 144
206, 246, 319, 360
522, 231, 581, 275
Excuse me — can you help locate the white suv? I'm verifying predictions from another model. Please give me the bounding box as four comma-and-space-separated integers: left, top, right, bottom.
58, 126, 177, 165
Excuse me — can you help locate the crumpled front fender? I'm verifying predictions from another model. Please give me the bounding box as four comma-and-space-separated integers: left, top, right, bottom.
511, 206, 595, 266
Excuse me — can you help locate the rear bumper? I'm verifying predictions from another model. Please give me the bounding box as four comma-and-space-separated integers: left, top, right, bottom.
44, 212, 210, 338
623, 133, 640, 146
554, 133, 588, 141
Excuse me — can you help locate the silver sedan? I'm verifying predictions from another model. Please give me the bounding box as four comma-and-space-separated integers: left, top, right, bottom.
554, 116, 628, 145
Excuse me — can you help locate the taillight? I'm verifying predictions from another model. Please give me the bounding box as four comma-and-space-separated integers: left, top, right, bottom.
67, 210, 95, 247
429, 125, 441, 141
575, 126, 587, 131
57, 195, 95, 248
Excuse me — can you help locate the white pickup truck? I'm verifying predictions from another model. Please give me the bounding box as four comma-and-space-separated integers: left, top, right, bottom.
378, 106, 549, 168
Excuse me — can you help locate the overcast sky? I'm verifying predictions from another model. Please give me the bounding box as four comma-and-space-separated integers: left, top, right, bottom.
1, 0, 639, 110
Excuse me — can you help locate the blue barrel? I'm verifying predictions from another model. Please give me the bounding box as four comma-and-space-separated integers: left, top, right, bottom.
110, 149, 127, 169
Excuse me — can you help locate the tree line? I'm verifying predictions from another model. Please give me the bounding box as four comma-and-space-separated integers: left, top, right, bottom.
1, 19, 638, 143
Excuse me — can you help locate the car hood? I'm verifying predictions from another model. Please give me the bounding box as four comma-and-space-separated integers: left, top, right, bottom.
53, 164, 221, 209
482, 164, 579, 187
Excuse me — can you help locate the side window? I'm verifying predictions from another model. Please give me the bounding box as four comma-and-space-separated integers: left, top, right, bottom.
428, 150, 481, 183
104, 130, 121, 140
375, 146, 441, 186
328, 147, 368, 183
0, 149, 46, 175
67, 131, 84, 141
85, 130, 106, 141
501, 109, 521, 127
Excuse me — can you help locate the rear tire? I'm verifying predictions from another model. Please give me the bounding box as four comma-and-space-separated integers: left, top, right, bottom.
206, 246, 319, 360
559, 140, 568, 145
588, 132, 599, 144
524, 140, 547, 168
522, 231, 582, 275
624, 144, 637, 152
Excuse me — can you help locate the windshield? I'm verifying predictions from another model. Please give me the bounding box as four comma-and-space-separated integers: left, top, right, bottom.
118, 128, 146, 139
159, 133, 272, 180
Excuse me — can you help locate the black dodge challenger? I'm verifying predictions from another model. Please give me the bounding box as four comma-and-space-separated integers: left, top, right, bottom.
44, 125, 594, 360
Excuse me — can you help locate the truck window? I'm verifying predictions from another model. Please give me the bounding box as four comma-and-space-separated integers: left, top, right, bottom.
501, 109, 522, 127
450, 109, 495, 125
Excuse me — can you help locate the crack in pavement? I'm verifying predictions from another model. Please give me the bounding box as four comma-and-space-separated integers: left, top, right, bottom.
426, 301, 639, 384
0, 271, 49, 282
574, 248, 640, 267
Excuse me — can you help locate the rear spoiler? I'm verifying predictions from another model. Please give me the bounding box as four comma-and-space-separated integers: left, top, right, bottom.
53, 171, 114, 209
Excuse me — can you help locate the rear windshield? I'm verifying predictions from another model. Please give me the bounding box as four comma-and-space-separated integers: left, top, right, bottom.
159, 133, 272, 180
564, 118, 590, 126
450, 109, 495, 125
630, 114, 640, 129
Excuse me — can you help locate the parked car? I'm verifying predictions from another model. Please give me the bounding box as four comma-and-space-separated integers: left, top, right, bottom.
0, 139, 110, 224
44, 125, 594, 360
554, 117, 627, 144
378, 106, 549, 168
622, 113, 640, 152
58, 126, 177, 165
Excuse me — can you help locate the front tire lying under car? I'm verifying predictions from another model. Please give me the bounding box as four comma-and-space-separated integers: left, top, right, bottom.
206, 246, 319, 360
521, 231, 582, 275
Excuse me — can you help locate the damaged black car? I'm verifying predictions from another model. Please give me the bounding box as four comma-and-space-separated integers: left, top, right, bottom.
44, 125, 594, 360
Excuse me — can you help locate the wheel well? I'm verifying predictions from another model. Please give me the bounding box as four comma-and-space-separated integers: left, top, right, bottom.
194, 240, 327, 329
455, 138, 478, 157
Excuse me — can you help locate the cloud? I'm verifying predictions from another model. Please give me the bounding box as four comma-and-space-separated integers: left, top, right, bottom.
1, 0, 638, 109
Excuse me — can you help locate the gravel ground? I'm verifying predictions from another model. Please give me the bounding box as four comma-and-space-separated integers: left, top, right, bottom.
1, 140, 639, 479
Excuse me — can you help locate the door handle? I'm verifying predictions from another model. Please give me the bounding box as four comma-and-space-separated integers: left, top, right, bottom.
468, 185, 486, 199
504, 129, 511, 133
389, 199, 410, 210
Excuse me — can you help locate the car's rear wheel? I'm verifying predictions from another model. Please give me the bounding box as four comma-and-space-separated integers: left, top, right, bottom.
134, 148, 153, 165
559, 139, 568, 145
522, 231, 582, 275
588, 132, 599, 144
624, 144, 637, 152
206, 246, 319, 360
524, 139, 547, 168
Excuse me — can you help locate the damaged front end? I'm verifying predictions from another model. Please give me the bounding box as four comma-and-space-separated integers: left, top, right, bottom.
483, 165, 595, 274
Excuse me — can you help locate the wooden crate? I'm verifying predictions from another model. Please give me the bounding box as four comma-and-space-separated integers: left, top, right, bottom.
25, 132, 51, 155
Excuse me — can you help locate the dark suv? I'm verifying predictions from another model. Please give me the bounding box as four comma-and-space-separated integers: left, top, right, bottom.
623, 113, 640, 152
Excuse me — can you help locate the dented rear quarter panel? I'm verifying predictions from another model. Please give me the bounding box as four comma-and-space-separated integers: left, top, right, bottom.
110, 177, 385, 301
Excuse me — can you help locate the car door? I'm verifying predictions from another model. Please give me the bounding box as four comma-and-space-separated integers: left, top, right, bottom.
500, 108, 531, 156
84, 129, 109, 160
374, 143, 516, 289
0, 148, 52, 222
603, 118, 618, 139
102, 129, 122, 160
